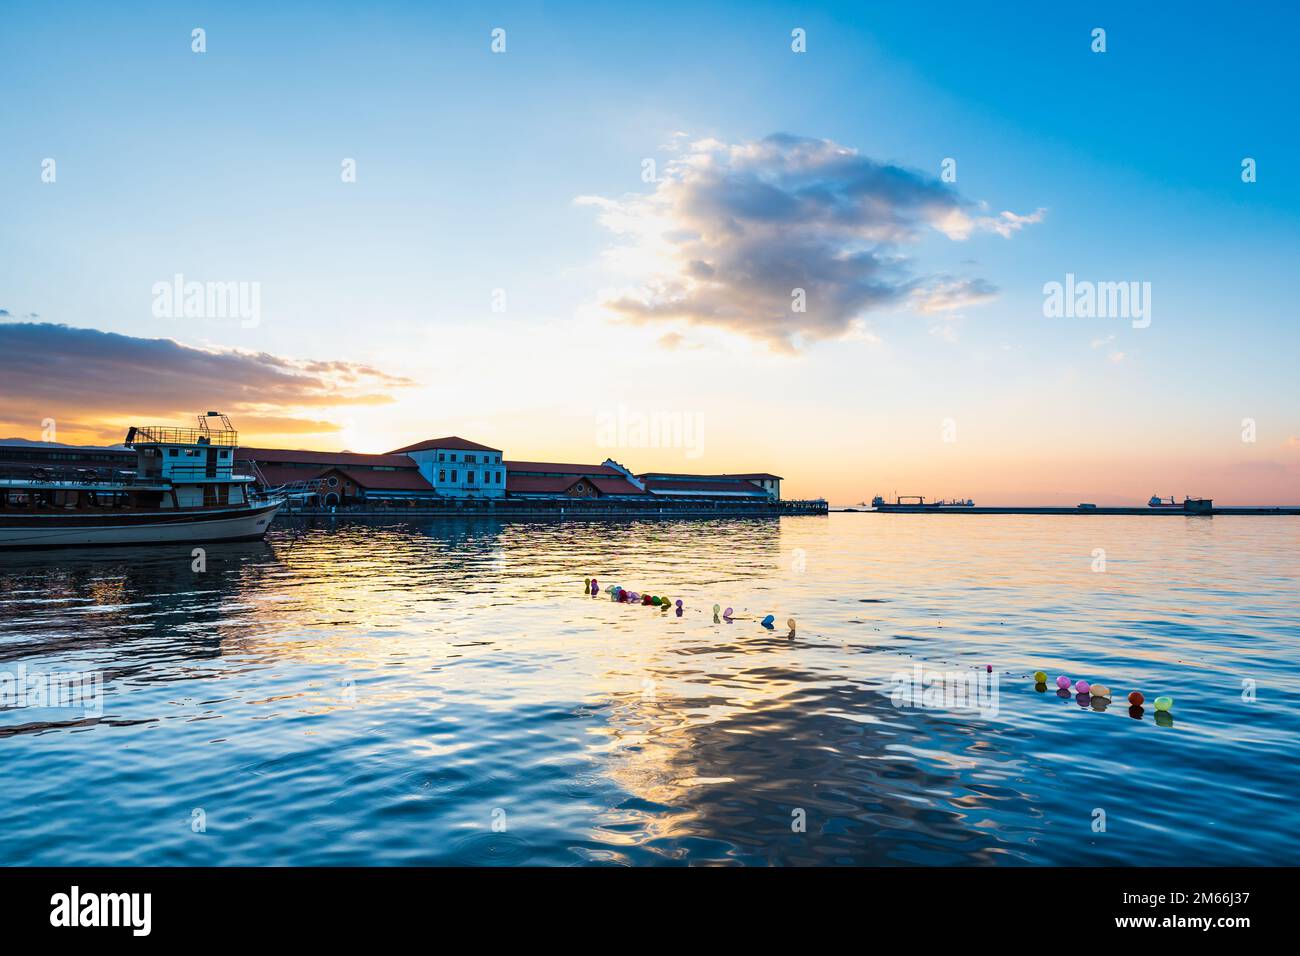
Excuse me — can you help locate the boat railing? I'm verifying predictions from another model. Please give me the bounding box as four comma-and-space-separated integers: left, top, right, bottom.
149, 464, 253, 482
0, 466, 158, 487
129, 425, 238, 447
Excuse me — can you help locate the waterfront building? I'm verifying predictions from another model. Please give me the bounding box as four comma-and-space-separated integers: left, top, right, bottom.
1, 439, 786, 506
237, 447, 433, 506
386, 437, 506, 499
636, 471, 783, 500
505, 460, 649, 498
0, 440, 136, 473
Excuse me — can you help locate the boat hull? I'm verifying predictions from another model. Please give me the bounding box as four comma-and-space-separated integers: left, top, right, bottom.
0, 502, 282, 550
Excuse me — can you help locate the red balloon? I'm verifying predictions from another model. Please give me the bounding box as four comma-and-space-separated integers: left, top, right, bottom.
1128, 691, 1144, 706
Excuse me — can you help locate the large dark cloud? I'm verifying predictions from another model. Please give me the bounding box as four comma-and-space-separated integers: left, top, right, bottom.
579, 133, 1043, 351
0, 322, 412, 442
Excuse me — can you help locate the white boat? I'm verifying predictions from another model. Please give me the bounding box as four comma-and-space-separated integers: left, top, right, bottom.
0, 413, 283, 550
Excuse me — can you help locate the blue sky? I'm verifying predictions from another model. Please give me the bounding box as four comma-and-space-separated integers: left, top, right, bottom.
2, 1, 1297, 502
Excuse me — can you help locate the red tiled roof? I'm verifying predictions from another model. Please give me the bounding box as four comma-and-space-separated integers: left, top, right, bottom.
249, 463, 326, 486
589, 477, 650, 496
507, 475, 587, 494
239, 446, 417, 468
387, 436, 501, 454
328, 467, 434, 492
505, 460, 622, 476
639, 471, 781, 481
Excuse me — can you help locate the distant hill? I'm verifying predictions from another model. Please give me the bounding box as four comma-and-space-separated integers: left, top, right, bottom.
0, 438, 129, 449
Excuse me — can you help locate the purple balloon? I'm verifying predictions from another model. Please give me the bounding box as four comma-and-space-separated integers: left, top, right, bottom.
1075, 680, 1091, 695
1056, 675, 1071, 689
723, 607, 734, 618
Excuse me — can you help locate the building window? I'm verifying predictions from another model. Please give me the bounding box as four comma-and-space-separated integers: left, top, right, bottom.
439, 453, 445, 462
439, 470, 446, 482
467, 472, 476, 483
328, 476, 338, 487
451, 470, 457, 481
467, 454, 476, 464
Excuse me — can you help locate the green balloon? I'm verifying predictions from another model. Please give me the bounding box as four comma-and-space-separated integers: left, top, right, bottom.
1154, 696, 1173, 712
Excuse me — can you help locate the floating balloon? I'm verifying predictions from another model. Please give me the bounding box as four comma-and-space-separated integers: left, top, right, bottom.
675, 599, 683, 609
712, 604, 720, 615
1128, 691, 1144, 707
761, 614, 775, 628
723, 607, 733, 619
987, 665, 993, 673
1154, 696, 1173, 712
787, 618, 796, 633
1075, 680, 1090, 695
1056, 676, 1071, 690
584, 578, 590, 591
1033, 671, 1048, 684
1089, 684, 1111, 699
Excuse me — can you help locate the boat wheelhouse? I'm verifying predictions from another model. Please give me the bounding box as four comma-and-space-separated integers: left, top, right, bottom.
0, 413, 282, 550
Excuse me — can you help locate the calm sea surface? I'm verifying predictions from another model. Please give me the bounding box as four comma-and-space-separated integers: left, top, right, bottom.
1, 514, 1297, 866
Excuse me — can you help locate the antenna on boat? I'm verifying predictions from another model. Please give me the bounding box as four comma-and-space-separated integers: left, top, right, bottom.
197, 411, 237, 444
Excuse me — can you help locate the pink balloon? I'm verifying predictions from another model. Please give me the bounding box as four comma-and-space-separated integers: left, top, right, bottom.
1075, 680, 1091, 695
1056, 675, 1071, 689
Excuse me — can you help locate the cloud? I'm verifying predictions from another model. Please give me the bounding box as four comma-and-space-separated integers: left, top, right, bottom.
579, 132, 1042, 351
911, 277, 999, 315
0, 322, 413, 443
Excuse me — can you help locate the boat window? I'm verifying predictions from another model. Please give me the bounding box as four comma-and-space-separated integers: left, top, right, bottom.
169, 448, 178, 457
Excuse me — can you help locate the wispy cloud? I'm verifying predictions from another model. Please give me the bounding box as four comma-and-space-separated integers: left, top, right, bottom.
579, 133, 1042, 351
0, 322, 413, 443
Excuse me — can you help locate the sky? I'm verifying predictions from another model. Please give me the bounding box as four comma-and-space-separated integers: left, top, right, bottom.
1, 0, 1297, 504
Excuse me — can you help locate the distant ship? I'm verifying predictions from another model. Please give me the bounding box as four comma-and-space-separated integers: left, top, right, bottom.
0, 413, 283, 550
1149, 495, 1212, 512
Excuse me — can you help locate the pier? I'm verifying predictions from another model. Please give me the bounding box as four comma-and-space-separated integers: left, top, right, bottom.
838, 505, 1300, 516
281, 497, 829, 520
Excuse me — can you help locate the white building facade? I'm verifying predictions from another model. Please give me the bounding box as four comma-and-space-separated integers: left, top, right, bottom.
387, 436, 506, 499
